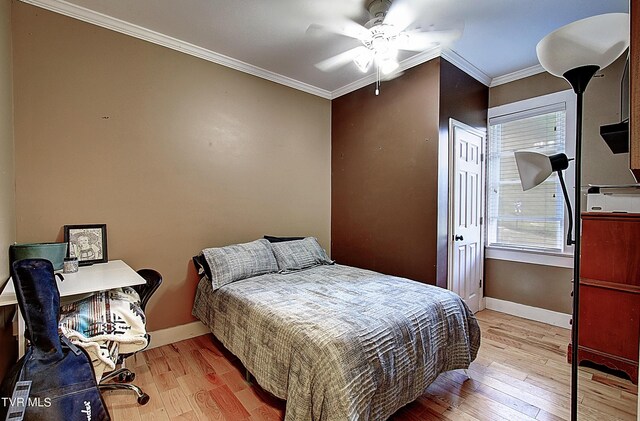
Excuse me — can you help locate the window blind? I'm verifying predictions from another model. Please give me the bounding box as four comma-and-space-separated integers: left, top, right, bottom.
487, 108, 567, 251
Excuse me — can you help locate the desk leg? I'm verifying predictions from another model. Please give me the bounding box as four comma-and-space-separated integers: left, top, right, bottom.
17, 310, 26, 359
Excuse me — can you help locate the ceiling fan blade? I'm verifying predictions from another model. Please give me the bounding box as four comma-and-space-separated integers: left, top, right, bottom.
395, 28, 463, 51
315, 46, 369, 72
383, 0, 417, 34
307, 20, 370, 41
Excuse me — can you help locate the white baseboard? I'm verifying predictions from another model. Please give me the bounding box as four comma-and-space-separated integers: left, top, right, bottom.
484, 297, 571, 329
147, 320, 210, 349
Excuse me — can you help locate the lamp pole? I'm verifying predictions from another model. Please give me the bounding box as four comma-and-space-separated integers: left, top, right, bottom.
534, 13, 628, 421
562, 64, 598, 421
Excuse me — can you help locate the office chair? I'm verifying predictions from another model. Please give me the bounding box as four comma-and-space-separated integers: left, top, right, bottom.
98, 268, 162, 405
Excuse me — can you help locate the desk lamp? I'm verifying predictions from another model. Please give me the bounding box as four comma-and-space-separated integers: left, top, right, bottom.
514, 151, 574, 246
522, 13, 629, 421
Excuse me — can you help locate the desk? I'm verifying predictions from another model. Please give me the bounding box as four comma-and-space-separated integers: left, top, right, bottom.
0, 260, 146, 358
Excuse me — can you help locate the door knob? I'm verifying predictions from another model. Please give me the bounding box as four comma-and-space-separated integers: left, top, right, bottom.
454, 235, 464, 241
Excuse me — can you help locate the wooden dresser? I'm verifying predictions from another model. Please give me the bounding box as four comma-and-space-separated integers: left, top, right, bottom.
568, 213, 640, 384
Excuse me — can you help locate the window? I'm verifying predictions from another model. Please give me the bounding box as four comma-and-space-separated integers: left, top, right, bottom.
486, 90, 576, 263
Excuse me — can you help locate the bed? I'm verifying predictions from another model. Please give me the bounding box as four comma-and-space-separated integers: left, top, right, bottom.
192, 238, 480, 421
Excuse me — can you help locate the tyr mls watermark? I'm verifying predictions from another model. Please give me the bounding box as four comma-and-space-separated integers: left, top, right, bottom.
1, 396, 52, 408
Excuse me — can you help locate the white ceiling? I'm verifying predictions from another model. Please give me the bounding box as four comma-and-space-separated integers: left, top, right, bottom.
23, 0, 629, 98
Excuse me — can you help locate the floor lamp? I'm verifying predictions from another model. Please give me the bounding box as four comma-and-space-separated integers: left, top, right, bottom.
517, 13, 629, 421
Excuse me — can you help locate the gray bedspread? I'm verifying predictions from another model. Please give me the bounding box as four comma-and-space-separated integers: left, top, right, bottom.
192, 264, 480, 421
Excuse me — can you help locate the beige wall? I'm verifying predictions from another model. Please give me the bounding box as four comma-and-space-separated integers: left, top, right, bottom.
582, 56, 636, 185
487, 55, 632, 312
0, 0, 15, 381
0, 0, 14, 285
12, 2, 331, 331
489, 71, 568, 107
485, 260, 572, 313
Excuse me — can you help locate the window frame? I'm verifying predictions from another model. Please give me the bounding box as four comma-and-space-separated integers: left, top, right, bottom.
486, 89, 576, 268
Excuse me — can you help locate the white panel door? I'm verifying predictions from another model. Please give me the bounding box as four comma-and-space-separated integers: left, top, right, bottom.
449, 120, 484, 314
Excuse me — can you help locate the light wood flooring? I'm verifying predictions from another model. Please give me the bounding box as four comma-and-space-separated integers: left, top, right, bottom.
103, 310, 638, 420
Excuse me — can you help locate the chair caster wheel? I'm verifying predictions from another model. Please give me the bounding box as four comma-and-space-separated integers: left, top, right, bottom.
137, 393, 150, 405
116, 370, 134, 383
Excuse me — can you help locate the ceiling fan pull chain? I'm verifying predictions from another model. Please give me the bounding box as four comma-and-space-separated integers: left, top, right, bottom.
375, 65, 380, 95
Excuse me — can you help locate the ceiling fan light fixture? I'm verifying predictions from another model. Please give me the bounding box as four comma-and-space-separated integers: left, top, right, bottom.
312, 0, 459, 95
370, 33, 396, 57
354, 50, 374, 72
379, 58, 399, 75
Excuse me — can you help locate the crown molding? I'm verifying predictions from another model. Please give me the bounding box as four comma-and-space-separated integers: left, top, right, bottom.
398, 46, 443, 73
23, 0, 542, 99
440, 49, 492, 86
332, 46, 494, 99
330, 47, 442, 99
19, 0, 333, 99
490, 64, 546, 87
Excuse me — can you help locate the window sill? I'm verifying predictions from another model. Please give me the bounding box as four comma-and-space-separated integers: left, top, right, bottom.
485, 246, 574, 269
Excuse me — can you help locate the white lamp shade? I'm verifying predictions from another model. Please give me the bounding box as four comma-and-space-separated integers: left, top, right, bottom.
514, 151, 553, 191
536, 13, 629, 77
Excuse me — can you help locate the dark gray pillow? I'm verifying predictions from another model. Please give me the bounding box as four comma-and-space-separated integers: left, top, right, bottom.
192, 254, 211, 280
263, 235, 304, 243
270, 237, 333, 272
201, 239, 278, 290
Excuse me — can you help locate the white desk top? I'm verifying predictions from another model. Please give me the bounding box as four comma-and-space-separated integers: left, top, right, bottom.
0, 260, 146, 306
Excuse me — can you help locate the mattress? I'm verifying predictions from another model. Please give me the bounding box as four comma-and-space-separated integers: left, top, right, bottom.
192, 263, 480, 421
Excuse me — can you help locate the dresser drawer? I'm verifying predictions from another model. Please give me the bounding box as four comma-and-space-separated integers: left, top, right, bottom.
579, 280, 640, 361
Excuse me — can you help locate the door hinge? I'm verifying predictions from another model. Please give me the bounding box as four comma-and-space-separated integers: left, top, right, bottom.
481, 153, 484, 162
479, 279, 483, 288
480, 216, 484, 225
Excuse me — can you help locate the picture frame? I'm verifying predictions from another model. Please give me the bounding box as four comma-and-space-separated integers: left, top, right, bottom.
63, 224, 108, 266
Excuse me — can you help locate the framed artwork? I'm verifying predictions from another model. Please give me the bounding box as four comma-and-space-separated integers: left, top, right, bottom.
63, 224, 108, 266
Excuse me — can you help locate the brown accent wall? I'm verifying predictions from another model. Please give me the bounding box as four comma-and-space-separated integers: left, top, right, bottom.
331, 60, 440, 283
12, 2, 331, 331
0, 0, 16, 381
436, 59, 488, 287
332, 58, 488, 285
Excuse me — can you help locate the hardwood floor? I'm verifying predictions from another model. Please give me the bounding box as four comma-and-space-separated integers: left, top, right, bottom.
103, 310, 638, 420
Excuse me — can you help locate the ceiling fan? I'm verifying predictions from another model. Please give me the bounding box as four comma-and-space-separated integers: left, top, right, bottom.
310, 0, 462, 93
